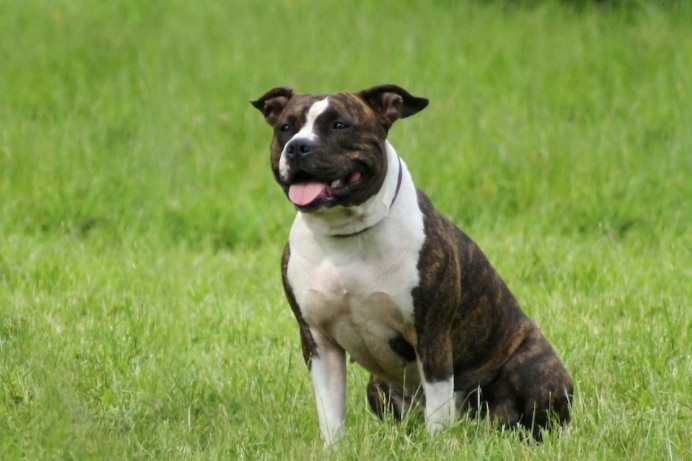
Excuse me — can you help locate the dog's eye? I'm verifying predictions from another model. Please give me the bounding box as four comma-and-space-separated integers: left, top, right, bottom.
278, 123, 291, 132
332, 121, 349, 130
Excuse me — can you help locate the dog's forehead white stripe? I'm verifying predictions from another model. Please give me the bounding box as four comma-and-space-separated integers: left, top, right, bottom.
306, 97, 330, 126
293, 97, 330, 141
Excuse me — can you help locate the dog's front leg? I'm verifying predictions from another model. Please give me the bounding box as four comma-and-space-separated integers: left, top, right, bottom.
417, 334, 456, 433
309, 330, 347, 445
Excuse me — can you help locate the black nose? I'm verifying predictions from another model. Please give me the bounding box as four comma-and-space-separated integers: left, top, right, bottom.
285, 139, 315, 159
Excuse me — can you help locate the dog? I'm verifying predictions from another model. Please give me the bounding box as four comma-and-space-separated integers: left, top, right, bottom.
251, 84, 573, 444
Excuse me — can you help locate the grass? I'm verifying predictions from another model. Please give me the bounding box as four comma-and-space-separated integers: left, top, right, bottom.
1, 0, 691, 459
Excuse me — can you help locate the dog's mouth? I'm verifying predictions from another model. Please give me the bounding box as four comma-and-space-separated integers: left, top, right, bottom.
287, 170, 363, 209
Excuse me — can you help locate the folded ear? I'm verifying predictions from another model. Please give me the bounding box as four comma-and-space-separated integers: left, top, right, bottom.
356, 84, 429, 130
251, 87, 296, 126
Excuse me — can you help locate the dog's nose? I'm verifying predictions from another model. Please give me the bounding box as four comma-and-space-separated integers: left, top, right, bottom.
285, 139, 315, 159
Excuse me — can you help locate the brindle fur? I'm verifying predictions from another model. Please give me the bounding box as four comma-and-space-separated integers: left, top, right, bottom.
361, 190, 573, 440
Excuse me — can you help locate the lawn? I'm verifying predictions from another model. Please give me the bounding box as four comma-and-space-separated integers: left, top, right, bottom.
1, 0, 691, 459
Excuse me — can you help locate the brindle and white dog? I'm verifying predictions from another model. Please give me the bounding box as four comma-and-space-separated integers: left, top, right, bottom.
251, 84, 573, 444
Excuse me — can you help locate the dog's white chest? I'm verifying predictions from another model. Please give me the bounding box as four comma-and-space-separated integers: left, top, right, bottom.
287, 192, 425, 384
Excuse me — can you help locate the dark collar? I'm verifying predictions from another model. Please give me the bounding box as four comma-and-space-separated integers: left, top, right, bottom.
390, 154, 404, 209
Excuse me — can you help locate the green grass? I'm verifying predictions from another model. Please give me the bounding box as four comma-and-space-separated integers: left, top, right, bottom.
1, 0, 691, 459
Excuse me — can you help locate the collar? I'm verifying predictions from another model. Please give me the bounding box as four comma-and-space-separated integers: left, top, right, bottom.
390, 154, 404, 209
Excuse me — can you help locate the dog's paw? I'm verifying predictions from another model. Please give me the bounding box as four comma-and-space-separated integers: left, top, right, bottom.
321, 424, 345, 449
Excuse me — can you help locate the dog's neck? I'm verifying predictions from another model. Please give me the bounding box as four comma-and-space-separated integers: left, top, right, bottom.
296, 141, 406, 238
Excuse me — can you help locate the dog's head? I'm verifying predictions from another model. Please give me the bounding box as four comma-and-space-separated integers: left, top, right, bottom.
251, 84, 428, 212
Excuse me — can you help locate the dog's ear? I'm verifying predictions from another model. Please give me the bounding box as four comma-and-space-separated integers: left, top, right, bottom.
251, 87, 296, 126
357, 84, 428, 130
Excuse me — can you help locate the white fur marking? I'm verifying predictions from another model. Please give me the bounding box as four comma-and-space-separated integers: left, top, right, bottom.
422, 378, 456, 432
309, 338, 346, 445
278, 97, 330, 181
286, 141, 427, 439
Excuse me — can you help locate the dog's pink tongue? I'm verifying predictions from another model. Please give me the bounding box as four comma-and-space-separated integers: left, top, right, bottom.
288, 181, 327, 206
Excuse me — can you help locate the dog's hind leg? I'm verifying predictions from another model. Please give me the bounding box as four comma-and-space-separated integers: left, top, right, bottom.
491, 328, 573, 440
366, 375, 419, 421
